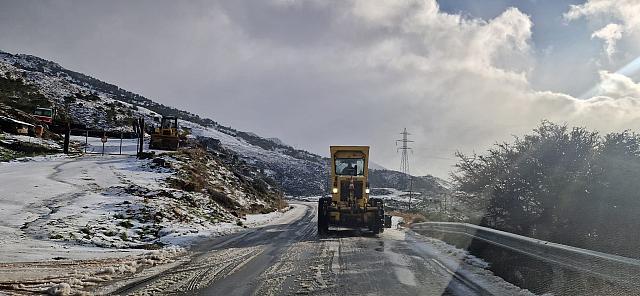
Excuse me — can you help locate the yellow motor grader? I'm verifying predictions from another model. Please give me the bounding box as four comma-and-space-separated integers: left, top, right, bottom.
318, 146, 388, 235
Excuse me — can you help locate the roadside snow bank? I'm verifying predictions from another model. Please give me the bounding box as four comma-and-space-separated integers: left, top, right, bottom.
402, 230, 535, 295
158, 205, 298, 246
0, 246, 185, 296
46, 283, 71, 296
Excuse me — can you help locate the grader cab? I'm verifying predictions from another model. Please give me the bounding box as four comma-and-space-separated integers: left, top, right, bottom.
318, 146, 388, 235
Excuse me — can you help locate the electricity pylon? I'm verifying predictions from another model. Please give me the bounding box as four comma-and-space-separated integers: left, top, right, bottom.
396, 128, 413, 209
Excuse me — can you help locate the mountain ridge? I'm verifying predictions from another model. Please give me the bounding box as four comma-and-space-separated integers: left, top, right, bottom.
0, 49, 447, 197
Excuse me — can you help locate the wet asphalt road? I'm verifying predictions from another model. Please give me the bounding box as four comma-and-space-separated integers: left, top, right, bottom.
115, 202, 497, 296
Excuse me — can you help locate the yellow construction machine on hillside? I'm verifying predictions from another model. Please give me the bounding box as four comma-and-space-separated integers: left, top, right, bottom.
149, 116, 179, 151
318, 146, 389, 235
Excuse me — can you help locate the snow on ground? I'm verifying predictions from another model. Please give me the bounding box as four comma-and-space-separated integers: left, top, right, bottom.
70, 135, 140, 155
0, 246, 185, 296
414, 232, 489, 269
1, 134, 61, 150
245, 207, 293, 226
0, 154, 299, 294
380, 215, 533, 294
0, 154, 170, 262
0, 154, 296, 262
156, 206, 297, 247
370, 187, 417, 203
386, 229, 536, 295
286, 195, 322, 202
391, 215, 404, 228
70, 134, 183, 156
182, 120, 300, 166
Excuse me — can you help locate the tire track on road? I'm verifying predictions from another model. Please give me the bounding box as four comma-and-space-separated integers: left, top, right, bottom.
115, 203, 316, 295
122, 246, 264, 295
114, 202, 505, 296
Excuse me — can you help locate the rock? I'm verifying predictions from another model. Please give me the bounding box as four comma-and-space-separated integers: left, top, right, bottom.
138, 151, 155, 159
152, 157, 166, 167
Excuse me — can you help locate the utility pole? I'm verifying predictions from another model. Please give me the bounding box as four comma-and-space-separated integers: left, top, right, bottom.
63, 101, 70, 154
396, 128, 413, 210
138, 118, 145, 157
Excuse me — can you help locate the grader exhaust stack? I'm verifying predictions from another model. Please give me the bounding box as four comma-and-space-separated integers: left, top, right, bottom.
318, 146, 388, 235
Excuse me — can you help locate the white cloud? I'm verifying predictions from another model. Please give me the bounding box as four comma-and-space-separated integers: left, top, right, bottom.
297, 0, 640, 176
591, 23, 623, 58
351, 0, 417, 26
564, 0, 640, 58
155, 0, 640, 176
4, 0, 640, 177
564, 0, 640, 30
595, 71, 640, 98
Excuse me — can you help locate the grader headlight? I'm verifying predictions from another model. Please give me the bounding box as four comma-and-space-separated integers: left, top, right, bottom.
365, 188, 370, 194
332, 187, 338, 194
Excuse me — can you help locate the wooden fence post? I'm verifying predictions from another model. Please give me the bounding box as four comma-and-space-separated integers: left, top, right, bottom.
63, 123, 70, 154
137, 118, 145, 157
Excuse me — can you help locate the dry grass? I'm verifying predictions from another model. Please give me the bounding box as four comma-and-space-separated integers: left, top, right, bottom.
169, 147, 287, 216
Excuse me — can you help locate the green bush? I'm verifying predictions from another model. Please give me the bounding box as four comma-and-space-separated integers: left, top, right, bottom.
454, 121, 640, 257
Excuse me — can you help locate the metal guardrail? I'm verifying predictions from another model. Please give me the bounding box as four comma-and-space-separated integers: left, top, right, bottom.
411, 222, 640, 285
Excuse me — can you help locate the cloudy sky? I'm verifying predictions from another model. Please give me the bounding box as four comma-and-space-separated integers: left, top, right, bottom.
2, 0, 640, 178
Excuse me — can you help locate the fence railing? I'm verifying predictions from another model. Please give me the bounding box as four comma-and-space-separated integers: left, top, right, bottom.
69, 129, 142, 155
411, 222, 640, 285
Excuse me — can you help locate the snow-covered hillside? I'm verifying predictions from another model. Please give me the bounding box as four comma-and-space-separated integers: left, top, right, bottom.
183, 121, 327, 196
0, 49, 446, 197
0, 50, 328, 195
369, 169, 450, 197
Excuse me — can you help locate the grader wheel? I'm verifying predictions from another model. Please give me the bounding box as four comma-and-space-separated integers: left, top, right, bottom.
317, 198, 329, 235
